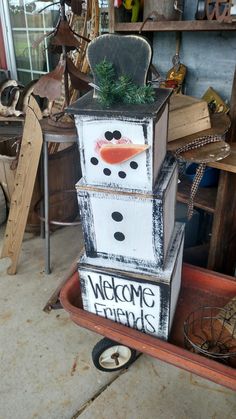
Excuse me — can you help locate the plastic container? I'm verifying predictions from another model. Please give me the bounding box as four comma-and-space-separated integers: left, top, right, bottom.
185, 163, 219, 188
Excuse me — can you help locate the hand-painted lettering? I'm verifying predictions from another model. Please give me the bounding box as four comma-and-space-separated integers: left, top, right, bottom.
88, 274, 156, 308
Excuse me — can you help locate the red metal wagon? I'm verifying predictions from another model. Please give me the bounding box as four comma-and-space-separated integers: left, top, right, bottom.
60, 263, 236, 392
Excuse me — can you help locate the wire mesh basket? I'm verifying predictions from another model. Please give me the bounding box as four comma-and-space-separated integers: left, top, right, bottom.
184, 306, 236, 365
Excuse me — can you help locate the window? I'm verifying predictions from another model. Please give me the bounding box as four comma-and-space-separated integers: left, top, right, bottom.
7, 1, 60, 85
2, 1, 108, 85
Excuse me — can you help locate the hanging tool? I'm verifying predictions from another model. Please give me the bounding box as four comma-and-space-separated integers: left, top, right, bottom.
165, 32, 186, 93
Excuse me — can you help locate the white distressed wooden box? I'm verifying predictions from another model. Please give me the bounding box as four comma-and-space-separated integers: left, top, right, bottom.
76, 153, 178, 272
68, 89, 171, 192
79, 222, 185, 340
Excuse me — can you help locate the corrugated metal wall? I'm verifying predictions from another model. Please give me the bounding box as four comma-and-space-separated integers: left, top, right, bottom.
152, 1, 236, 102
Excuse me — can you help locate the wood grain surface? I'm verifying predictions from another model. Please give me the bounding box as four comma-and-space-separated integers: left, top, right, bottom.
1, 97, 42, 274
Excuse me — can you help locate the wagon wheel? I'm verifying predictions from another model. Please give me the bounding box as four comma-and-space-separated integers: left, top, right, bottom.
92, 338, 137, 372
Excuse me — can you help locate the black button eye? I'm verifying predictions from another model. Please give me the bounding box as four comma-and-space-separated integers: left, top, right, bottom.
114, 232, 125, 241
105, 131, 113, 141
113, 130, 121, 140
118, 171, 126, 179
130, 161, 138, 169
112, 212, 123, 222
90, 157, 99, 165
103, 168, 111, 176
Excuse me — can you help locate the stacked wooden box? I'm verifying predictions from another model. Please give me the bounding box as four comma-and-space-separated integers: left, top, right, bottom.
69, 87, 185, 341
168, 94, 211, 142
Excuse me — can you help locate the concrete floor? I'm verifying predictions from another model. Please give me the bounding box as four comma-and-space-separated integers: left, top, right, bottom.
0, 224, 235, 419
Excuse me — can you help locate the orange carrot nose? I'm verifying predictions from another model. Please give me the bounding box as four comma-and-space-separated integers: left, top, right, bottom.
99, 144, 150, 164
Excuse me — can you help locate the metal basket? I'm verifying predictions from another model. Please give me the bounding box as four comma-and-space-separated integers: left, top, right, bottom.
184, 306, 236, 364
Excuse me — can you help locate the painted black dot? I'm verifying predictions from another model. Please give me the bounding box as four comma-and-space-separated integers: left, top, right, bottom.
112, 211, 123, 222
104, 131, 113, 141
90, 157, 99, 165
113, 130, 121, 140
103, 168, 111, 176
114, 232, 125, 241
118, 171, 126, 179
130, 161, 138, 169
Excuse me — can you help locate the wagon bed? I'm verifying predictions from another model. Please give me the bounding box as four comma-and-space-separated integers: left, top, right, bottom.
60, 263, 236, 391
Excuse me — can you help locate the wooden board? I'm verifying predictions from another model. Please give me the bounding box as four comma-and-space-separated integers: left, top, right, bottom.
1, 97, 42, 274
168, 94, 211, 142
0, 154, 16, 203
87, 34, 152, 94
208, 141, 236, 173
167, 113, 231, 151
177, 179, 217, 213
207, 170, 236, 275
177, 140, 231, 163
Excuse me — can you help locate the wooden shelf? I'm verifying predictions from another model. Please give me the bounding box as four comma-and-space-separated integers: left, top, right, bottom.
177, 178, 217, 213
114, 20, 236, 32
208, 143, 236, 173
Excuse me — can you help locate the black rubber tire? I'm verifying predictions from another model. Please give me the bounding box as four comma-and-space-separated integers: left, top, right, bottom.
92, 338, 137, 372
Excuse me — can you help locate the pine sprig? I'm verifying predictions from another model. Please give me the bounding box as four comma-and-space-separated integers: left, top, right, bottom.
94, 59, 117, 107
94, 59, 155, 107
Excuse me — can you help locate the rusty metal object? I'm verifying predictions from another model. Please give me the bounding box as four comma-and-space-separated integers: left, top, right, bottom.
215, 0, 232, 22
16, 80, 38, 114
184, 306, 236, 365
70, 0, 83, 15
51, 19, 81, 48
206, 0, 233, 22
66, 57, 92, 92
33, 58, 66, 101
206, 0, 216, 20
47, 113, 75, 129
32, 15, 90, 52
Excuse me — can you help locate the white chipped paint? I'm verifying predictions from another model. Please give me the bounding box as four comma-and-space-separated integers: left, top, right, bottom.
74, 114, 164, 192
80, 223, 185, 282
169, 237, 184, 329
80, 269, 162, 337
77, 158, 178, 270
153, 104, 168, 183
90, 194, 156, 262
163, 167, 178, 259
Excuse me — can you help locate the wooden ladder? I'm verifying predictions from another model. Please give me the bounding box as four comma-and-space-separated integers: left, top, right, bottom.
1, 96, 43, 274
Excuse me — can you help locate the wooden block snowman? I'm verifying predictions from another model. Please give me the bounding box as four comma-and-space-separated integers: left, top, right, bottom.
68, 34, 185, 340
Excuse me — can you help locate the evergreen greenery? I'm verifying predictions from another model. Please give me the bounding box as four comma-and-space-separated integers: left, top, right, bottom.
94, 59, 155, 107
